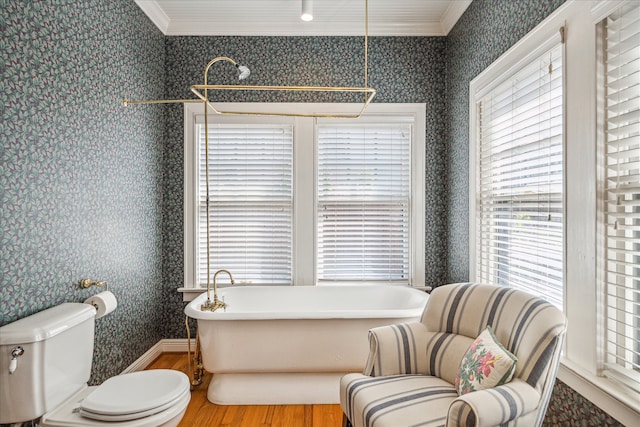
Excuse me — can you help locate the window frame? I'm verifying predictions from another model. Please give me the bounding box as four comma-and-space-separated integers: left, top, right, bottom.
472, 37, 565, 308
595, 0, 640, 395
469, 1, 639, 424
316, 117, 417, 285
182, 102, 426, 297
194, 119, 295, 286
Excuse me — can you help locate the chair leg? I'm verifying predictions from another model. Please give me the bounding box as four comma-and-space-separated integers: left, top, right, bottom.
342, 413, 352, 427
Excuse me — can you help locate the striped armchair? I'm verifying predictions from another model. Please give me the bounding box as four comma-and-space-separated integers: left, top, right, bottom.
340, 283, 567, 427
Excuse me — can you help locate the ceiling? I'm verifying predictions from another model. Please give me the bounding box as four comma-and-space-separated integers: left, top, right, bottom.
134, 0, 472, 37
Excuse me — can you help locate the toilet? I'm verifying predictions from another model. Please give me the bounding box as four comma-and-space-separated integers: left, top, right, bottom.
0, 303, 190, 427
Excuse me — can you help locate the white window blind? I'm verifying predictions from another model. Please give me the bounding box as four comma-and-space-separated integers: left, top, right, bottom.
317, 124, 411, 283
601, 1, 640, 393
197, 123, 293, 286
475, 41, 564, 308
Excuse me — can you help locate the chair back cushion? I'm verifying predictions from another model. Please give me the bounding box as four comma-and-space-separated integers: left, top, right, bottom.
421, 283, 566, 395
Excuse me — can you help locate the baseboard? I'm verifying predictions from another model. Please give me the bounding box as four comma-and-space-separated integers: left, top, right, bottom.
121, 339, 196, 374
161, 338, 197, 353
557, 361, 640, 426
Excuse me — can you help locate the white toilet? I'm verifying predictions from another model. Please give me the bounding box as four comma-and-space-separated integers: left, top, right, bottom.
0, 303, 191, 427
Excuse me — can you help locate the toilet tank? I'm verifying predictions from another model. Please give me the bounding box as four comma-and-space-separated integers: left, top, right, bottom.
0, 303, 96, 424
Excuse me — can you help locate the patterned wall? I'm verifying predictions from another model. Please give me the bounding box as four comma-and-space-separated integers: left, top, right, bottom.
1, 0, 166, 384
161, 35, 449, 338
0, 1, 625, 424
445, 0, 567, 281
446, 1, 622, 425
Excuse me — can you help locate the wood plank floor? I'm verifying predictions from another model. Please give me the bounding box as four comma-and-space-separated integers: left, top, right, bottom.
145, 352, 344, 427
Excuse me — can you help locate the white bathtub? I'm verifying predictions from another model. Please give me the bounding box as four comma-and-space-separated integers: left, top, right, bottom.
184, 285, 429, 405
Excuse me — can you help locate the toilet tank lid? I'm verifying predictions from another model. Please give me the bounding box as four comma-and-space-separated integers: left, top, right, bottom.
0, 303, 96, 345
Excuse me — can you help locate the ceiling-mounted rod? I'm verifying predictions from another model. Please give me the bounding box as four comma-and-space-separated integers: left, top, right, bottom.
123, 0, 375, 118
365, 0, 368, 89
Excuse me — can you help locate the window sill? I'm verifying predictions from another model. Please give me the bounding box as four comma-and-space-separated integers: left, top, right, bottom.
178, 287, 207, 302
557, 358, 639, 426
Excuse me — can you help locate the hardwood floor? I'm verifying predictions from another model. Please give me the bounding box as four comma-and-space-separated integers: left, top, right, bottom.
145, 352, 344, 427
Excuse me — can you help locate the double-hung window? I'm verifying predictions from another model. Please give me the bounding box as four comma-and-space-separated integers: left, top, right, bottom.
317, 123, 412, 284
472, 38, 564, 308
183, 103, 425, 291
196, 120, 294, 286
597, 0, 640, 394
469, 2, 640, 422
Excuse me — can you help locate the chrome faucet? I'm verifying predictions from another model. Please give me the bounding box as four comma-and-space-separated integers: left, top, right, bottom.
201, 269, 234, 312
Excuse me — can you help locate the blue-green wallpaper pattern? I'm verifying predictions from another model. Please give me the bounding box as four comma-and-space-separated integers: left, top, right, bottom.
0, 0, 625, 424
1, 0, 166, 384
160, 35, 449, 338
445, 1, 622, 425
445, 0, 567, 281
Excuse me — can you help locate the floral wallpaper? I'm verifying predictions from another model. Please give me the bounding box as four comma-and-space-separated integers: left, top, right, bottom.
445, 0, 567, 281
546, 380, 623, 426
445, 1, 622, 425
1, 0, 166, 384
160, 35, 449, 338
0, 0, 626, 425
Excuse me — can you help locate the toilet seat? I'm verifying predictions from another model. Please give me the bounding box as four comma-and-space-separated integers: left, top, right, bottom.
40, 370, 191, 427
80, 370, 189, 422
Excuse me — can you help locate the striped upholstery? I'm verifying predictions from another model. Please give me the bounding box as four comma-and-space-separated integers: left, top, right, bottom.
340, 283, 567, 427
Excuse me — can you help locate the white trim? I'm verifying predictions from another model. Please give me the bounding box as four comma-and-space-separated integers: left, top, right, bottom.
440, 0, 472, 35
183, 103, 426, 290
161, 338, 197, 353
120, 341, 162, 374
590, 0, 627, 23
468, 1, 568, 281
412, 111, 426, 286
468, 0, 640, 423
134, 0, 170, 34
183, 104, 197, 291
178, 287, 206, 302
558, 361, 640, 426
121, 339, 196, 373
132, 1, 468, 37
469, 8, 565, 101
293, 116, 316, 285
165, 20, 447, 37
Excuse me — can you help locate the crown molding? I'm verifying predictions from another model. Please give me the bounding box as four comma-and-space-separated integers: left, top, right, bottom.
164, 20, 447, 37
135, 0, 170, 34
135, 0, 471, 37
440, 0, 472, 35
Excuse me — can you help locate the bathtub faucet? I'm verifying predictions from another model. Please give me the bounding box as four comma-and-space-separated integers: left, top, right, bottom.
201, 269, 235, 312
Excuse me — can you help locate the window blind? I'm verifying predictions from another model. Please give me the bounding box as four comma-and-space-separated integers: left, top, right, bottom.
197, 123, 293, 285
602, 1, 640, 393
476, 42, 564, 308
317, 124, 411, 283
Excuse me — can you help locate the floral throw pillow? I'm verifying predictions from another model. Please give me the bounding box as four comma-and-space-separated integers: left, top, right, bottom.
455, 325, 518, 395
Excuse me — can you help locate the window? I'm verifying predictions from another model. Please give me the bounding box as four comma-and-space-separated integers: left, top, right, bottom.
196, 121, 293, 286
317, 123, 411, 283
473, 39, 564, 308
469, 2, 640, 423
598, 0, 640, 394
183, 103, 425, 291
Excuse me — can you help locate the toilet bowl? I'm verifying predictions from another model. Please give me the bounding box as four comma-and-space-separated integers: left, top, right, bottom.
0, 303, 191, 427
41, 370, 191, 427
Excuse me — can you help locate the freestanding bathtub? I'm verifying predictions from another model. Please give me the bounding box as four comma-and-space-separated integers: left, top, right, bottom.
184, 285, 429, 405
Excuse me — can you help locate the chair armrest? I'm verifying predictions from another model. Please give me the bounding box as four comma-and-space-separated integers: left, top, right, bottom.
446, 379, 541, 427
363, 322, 429, 376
